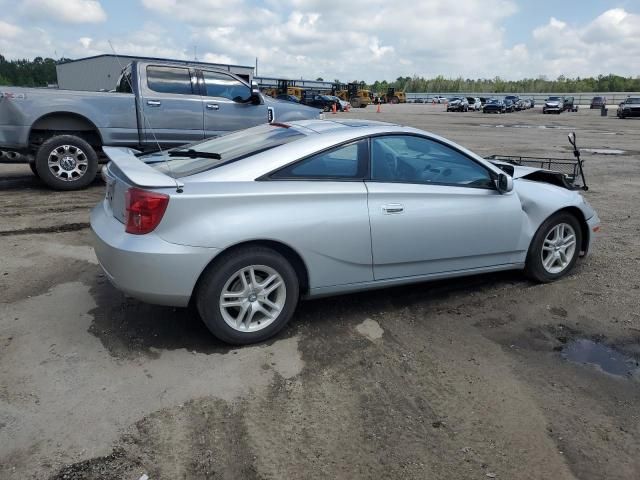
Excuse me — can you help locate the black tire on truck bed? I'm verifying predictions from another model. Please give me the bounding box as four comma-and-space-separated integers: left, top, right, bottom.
35, 135, 99, 190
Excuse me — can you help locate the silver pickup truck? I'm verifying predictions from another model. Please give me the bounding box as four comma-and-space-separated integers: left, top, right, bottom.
0, 60, 322, 190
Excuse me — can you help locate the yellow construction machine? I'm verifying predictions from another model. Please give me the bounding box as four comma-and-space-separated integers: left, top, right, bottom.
379, 87, 406, 104
335, 82, 372, 108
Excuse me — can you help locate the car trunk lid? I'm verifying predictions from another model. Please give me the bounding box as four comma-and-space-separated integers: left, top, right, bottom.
102, 146, 182, 223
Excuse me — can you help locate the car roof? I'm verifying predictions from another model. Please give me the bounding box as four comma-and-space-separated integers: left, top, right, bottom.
286, 119, 397, 134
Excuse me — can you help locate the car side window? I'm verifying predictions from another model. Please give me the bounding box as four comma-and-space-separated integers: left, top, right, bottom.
370, 135, 494, 188
202, 71, 251, 102
146, 66, 194, 95
271, 140, 367, 180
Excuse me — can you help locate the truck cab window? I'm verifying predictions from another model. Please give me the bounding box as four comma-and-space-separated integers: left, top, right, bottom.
146, 66, 194, 95
202, 71, 251, 102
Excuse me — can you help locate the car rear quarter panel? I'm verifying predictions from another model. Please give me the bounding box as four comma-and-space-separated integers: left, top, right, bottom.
154, 181, 374, 289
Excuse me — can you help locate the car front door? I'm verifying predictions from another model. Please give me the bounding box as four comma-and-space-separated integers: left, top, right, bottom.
365, 135, 525, 280
140, 65, 204, 147
200, 70, 267, 137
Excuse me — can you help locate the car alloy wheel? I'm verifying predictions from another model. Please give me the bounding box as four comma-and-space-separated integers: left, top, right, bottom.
541, 223, 577, 274
48, 144, 89, 182
219, 265, 286, 332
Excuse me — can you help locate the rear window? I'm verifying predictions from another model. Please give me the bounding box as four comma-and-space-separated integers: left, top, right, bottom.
147, 66, 193, 95
151, 124, 305, 178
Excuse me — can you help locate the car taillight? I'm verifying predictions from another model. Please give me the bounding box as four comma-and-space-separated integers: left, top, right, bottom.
124, 188, 169, 235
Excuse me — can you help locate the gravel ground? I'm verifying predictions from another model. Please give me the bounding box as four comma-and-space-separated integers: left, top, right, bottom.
1, 104, 639, 480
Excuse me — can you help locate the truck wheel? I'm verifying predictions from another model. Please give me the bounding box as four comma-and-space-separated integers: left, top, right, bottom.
35, 135, 99, 191
351, 98, 361, 108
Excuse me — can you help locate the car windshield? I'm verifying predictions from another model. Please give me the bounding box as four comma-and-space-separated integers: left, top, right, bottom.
548, 97, 562, 101
626, 98, 640, 104
488, 99, 499, 104
593, 97, 603, 101
150, 124, 305, 178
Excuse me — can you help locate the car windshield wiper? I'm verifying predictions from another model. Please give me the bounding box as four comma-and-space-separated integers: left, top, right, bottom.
167, 149, 222, 160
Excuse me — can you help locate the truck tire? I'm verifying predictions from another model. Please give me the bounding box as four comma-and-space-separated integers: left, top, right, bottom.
351, 98, 361, 108
35, 135, 99, 191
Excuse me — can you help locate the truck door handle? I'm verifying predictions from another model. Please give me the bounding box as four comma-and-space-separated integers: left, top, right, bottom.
146, 100, 161, 106
206, 103, 220, 110
382, 203, 404, 214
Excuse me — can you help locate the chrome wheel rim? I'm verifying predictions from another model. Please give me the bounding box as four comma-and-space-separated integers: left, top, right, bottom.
48, 145, 89, 181
541, 223, 577, 274
219, 265, 286, 332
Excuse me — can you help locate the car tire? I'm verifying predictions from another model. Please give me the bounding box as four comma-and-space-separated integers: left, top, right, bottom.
524, 212, 582, 283
35, 135, 98, 191
196, 246, 300, 345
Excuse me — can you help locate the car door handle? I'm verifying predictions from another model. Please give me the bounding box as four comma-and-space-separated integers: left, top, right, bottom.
206, 103, 220, 110
382, 203, 404, 214
146, 100, 161, 106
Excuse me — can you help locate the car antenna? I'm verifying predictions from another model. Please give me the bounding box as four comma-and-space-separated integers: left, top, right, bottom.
107, 41, 183, 193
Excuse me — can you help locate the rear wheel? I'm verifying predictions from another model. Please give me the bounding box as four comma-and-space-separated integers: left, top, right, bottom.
35, 135, 98, 190
196, 247, 300, 345
525, 212, 582, 283
351, 97, 361, 108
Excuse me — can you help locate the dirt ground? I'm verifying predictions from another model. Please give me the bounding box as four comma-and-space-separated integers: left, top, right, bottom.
1, 104, 639, 480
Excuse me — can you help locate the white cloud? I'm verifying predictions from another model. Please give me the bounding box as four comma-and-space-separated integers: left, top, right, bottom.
1, 2, 639, 82
531, 8, 640, 78
21, 0, 107, 24
0, 21, 22, 39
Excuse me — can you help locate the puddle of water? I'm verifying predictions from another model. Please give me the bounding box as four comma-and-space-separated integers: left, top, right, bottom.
582, 148, 625, 155
561, 339, 639, 378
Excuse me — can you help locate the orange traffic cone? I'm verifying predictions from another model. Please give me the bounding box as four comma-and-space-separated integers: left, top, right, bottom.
332, 103, 337, 114
376, 102, 381, 113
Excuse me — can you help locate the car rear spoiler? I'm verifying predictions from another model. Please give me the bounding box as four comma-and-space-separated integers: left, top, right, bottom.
103, 146, 184, 189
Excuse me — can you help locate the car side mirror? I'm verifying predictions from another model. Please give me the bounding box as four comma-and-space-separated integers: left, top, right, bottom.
496, 172, 513, 194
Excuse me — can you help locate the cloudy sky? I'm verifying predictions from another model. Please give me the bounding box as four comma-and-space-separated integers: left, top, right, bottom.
0, 0, 638, 82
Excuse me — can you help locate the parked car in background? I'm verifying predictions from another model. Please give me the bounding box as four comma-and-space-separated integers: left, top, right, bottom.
504, 95, 520, 109
543, 96, 565, 114
0, 60, 322, 190
563, 96, 577, 112
503, 99, 516, 112
276, 94, 300, 103
91, 119, 600, 345
617, 97, 640, 118
466, 97, 482, 111
483, 98, 505, 113
431, 95, 447, 104
325, 95, 350, 111
301, 94, 338, 112
529, 98, 535, 108
479, 97, 489, 105
447, 97, 469, 112
590, 96, 607, 109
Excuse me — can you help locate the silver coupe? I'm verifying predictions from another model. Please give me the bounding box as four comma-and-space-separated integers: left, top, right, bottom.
91, 119, 600, 344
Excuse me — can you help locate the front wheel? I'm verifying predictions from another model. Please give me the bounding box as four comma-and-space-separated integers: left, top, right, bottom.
525, 212, 582, 283
34, 135, 98, 190
196, 247, 300, 345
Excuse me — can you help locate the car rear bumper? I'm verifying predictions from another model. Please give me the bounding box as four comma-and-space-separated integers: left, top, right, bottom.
90, 202, 221, 307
